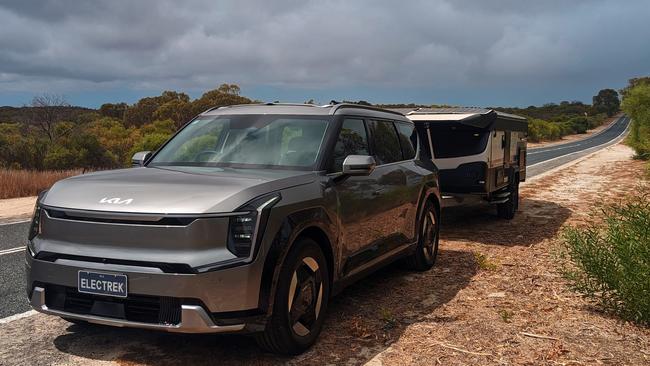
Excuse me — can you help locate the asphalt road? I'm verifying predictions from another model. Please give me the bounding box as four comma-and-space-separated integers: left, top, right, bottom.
527, 115, 630, 166
0, 116, 631, 320
0, 221, 30, 318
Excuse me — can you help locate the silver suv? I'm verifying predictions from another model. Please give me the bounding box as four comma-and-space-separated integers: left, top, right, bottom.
26, 103, 440, 354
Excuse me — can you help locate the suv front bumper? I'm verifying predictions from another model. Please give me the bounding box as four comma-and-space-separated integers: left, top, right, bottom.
26, 252, 266, 333
30, 286, 245, 333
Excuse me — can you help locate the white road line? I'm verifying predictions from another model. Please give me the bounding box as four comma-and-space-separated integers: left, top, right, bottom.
0, 219, 31, 226
0, 310, 37, 325
0, 247, 25, 256
528, 120, 629, 168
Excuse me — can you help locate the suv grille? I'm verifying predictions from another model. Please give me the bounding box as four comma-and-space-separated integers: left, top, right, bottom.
43, 284, 181, 325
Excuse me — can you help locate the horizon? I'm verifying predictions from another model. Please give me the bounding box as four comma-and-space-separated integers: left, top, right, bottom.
1, 1, 649, 108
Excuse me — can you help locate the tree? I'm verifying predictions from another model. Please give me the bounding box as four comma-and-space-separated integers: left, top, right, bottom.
593, 89, 620, 117
621, 83, 650, 159
99, 103, 128, 120
27, 94, 72, 141
123, 91, 190, 127
190, 84, 252, 115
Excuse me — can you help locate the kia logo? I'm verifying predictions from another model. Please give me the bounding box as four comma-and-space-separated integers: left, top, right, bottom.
99, 197, 133, 205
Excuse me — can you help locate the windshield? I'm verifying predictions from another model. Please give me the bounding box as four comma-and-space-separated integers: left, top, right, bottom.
149, 115, 330, 169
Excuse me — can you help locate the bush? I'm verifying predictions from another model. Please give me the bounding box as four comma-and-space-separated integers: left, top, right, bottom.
560, 193, 650, 324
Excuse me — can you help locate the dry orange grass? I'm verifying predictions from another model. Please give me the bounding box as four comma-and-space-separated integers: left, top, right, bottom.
0, 169, 82, 199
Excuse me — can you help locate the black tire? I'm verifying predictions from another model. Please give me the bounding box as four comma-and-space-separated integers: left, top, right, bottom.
404, 201, 440, 271
497, 176, 519, 220
255, 238, 330, 355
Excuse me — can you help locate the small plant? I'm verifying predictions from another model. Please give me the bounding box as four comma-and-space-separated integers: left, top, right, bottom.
560, 191, 650, 324
498, 309, 514, 323
474, 252, 498, 271
379, 308, 397, 330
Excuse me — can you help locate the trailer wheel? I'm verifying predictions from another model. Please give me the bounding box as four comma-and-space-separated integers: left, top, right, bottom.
497, 176, 519, 219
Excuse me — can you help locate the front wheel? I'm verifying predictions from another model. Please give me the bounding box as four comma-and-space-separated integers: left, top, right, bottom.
404, 201, 440, 271
255, 238, 329, 355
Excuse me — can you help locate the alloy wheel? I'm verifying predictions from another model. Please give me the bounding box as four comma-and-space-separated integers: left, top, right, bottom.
287, 256, 324, 337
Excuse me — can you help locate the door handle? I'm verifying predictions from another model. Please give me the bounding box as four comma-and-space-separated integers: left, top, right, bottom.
372, 189, 385, 196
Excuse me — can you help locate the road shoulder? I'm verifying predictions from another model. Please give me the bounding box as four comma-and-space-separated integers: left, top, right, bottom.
0, 196, 36, 223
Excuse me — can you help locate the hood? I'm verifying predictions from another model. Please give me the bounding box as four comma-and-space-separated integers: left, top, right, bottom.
42, 166, 315, 214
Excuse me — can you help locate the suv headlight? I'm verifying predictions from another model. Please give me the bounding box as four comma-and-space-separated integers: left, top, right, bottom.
28, 190, 48, 254
227, 194, 280, 258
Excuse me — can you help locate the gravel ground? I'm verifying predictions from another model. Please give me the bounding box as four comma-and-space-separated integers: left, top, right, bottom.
0, 142, 648, 366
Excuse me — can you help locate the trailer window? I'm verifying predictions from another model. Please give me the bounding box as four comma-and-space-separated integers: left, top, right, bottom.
429, 124, 490, 158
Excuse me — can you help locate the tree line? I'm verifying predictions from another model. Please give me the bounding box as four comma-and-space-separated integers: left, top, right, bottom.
0, 84, 623, 171
0, 84, 251, 170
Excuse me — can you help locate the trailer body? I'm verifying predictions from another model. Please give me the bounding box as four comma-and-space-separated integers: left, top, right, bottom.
405, 108, 527, 214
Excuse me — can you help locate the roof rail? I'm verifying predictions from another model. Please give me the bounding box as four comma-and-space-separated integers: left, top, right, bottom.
201, 102, 328, 115
329, 103, 407, 117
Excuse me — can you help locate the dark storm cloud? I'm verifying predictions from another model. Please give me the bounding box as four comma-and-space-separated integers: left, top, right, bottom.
0, 0, 649, 106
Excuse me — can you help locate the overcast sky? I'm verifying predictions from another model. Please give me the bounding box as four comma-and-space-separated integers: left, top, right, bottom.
1, 0, 649, 108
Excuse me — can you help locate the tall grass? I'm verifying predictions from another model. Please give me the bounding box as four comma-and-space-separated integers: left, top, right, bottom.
0, 169, 83, 199
559, 191, 650, 324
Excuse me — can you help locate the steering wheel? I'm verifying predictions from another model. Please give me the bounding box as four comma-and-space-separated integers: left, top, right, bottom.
194, 150, 220, 162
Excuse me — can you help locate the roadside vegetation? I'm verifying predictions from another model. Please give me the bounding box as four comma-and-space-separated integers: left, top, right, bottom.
0, 84, 250, 172
559, 190, 650, 325
0, 83, 623, 198
622, 77, 650, 174
496, 88, 619, 142
558, 79, 650, 324
0, 169, 82, 199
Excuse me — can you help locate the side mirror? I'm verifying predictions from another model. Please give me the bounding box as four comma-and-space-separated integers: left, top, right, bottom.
342, 155, 376, 176
131, 151, 152, 167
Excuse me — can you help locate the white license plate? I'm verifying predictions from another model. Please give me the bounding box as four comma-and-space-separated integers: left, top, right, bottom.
78, 270, 128, 298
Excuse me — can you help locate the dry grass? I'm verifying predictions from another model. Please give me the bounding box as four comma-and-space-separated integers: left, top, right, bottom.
0, 169, 82, 199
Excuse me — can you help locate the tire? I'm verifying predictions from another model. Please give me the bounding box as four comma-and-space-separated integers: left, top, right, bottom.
404, 201, 440, 271
497, 176, 519, 220
255, 238, 330, 355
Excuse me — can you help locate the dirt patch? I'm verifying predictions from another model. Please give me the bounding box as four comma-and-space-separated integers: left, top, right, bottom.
528, 114, 620, 149
0, 196, 36, 222
1, 143, 648, 366
372, 143, 649, 365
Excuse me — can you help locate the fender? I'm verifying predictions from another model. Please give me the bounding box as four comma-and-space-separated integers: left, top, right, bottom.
257, 206, 337, 317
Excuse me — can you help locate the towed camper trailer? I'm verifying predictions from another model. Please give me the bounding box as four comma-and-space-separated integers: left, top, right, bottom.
405, 108, 528, 219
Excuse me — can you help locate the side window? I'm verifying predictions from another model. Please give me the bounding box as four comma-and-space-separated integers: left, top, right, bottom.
330, 119, 369, 172
395, 122, 416, 160
368, 120, 402, 165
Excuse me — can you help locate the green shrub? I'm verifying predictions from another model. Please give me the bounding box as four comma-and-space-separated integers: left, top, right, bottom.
560, 193, 650, 324
566, 116, 591, 134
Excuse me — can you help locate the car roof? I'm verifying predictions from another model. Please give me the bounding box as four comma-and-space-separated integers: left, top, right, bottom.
201, 103, 411, 122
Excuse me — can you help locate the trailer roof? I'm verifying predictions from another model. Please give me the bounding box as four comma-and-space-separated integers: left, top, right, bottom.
398, 107, 527, 132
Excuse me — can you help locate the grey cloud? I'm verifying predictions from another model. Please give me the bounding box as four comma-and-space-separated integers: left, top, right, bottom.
0, 0, 649, 105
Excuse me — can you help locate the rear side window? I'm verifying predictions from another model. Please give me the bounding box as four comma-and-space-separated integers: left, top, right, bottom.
368, 120, 401, 165
395, 122, 416, 160
330, 118, 369, 172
